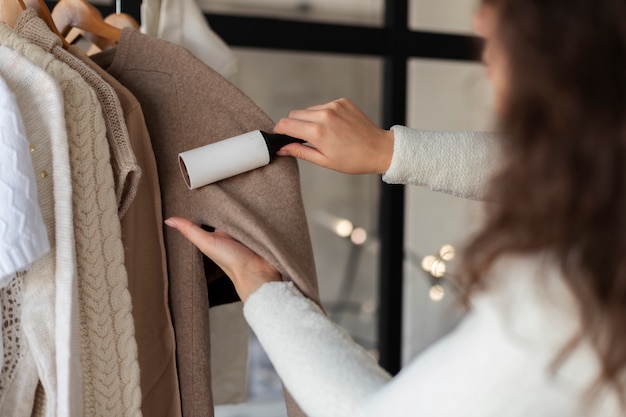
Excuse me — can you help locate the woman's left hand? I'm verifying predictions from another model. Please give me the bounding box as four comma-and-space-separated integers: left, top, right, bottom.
165, 217, 281, 302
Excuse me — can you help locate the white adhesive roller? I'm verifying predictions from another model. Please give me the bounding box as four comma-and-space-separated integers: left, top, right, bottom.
179, 130, 305, 189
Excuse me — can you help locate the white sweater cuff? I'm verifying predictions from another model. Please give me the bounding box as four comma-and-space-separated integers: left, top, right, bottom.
383, 125, 501, 200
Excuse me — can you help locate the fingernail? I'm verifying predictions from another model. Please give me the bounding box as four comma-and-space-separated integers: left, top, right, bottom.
276, 150, 288, 156
164, 218, 177, 228
201, 224, 215, 232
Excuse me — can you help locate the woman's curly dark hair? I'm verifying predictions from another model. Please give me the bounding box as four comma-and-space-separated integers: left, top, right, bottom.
461, 0, 626, 404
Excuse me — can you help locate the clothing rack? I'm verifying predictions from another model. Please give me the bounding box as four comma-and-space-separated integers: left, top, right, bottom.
45, 0, 480, 376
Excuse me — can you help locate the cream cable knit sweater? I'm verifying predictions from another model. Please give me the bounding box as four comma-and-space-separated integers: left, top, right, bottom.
243, 127, 623, 416
15, 9, 141, 219
0, 25, 141, 417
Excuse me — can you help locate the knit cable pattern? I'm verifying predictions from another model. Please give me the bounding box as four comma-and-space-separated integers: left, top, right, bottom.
15, 9, 142, 219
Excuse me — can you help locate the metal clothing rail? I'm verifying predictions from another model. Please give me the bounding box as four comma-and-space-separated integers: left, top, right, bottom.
46, 0, 480, 376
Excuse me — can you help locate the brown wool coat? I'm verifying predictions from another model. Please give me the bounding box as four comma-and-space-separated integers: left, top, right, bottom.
92, 28, 320, 417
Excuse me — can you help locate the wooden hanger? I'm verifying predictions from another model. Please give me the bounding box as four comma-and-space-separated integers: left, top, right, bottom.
23, 0, 70, 48
104, 11, 139, 30
74, 4, 139, 54
51, 0, 121, 45
107, 1, 138, 30
0, 0, 26, 27
67, 10, 138, 54
72, 11, 137, 54
106, 0, 137, 30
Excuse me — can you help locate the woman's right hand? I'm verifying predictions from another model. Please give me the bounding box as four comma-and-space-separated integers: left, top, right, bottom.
273, 98, 394, 175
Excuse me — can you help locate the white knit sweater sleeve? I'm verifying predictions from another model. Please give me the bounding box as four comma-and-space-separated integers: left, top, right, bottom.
243, 281, 392, 417
244, 281, 521, 417
243, 275, 612, 417
383, 125, 501, 200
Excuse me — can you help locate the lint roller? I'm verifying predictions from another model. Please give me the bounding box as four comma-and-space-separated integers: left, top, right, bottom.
179, 130, 305, 189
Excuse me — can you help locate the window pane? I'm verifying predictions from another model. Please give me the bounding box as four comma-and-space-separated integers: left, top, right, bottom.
232, 48, 382, 336
199, 0, 384, 26
226, 48, 383, 409
407, 59, 493, 131
403, 59, 493, 363
409, 0, 480, 34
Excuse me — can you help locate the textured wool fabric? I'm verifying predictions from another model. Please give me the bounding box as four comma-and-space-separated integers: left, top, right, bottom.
0, 44, 77, 417
384, 125, 501, 200
244, 263, 622, 417
66, 42, 182, 417
91, 28, 319, 417
0, 24, 141, 417
15, 8, 141, 219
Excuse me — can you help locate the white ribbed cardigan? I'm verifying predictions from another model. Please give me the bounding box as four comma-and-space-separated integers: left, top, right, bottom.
243, 126, 623, 417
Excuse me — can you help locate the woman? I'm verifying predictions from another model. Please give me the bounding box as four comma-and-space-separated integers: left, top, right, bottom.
165, 0, 626, 415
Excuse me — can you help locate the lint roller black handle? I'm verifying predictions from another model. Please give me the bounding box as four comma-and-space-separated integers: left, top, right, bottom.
260, 131, 307, 160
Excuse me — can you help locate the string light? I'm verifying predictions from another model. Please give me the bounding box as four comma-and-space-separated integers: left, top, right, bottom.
439, 244, 455, 261
429, 285, 445, 301
421, 255, 436, 272
350, 227, 368, 245
419, 244, 455, 301
430, 258, 446, 278
316, 212, 368, 245
333, 219, 354, 238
